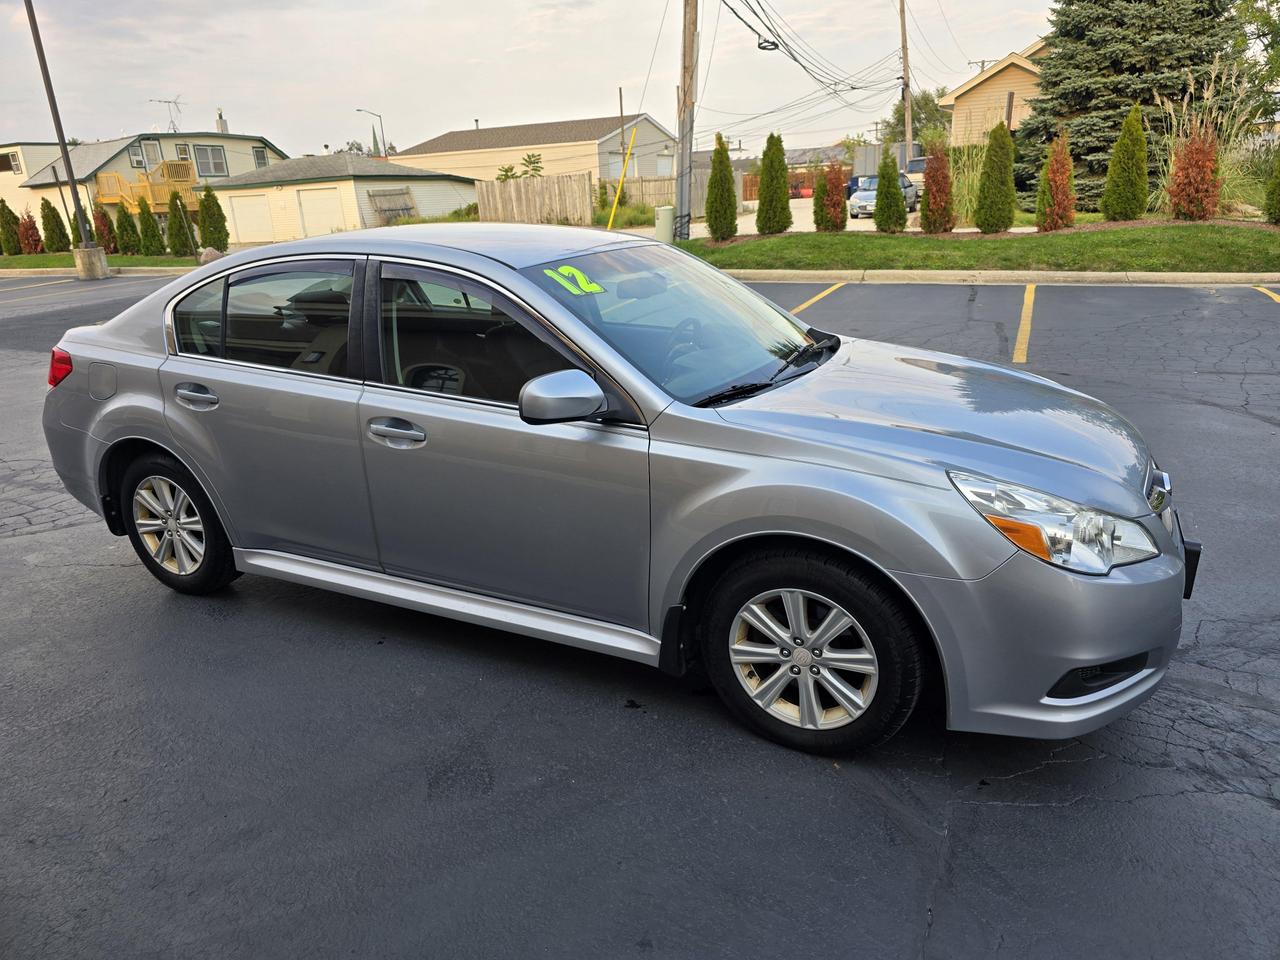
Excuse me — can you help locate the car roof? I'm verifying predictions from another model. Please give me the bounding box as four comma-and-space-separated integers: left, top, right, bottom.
230, 223, 653, 271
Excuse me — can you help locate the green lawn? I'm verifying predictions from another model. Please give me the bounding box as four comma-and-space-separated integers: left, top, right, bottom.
0, 253, 197, 269
1011, 209, 1106, 227
679, 224, 1280, 273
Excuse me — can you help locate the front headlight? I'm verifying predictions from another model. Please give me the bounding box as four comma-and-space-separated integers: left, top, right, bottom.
949, 471, 1159, 574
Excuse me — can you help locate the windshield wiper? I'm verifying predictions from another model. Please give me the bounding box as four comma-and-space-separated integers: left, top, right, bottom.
769, 335, 840, 381
692, 382, 774, 407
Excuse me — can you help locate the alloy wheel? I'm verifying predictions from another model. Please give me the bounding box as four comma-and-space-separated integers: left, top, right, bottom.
728, 588, 878, 730
132, 475, 205, 576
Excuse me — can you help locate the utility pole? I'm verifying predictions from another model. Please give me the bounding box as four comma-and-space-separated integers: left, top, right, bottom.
675, 0, 698, 240
968, 59, 995, 73
898, 0, 912, 170
24, 0, 93, 255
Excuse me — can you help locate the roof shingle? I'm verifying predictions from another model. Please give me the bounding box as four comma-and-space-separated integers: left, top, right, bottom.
213, 154, 474, 188
400, 115, 645, 156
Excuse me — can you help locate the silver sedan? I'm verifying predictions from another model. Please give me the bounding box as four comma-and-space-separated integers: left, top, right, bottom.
42, 225, 1199, 754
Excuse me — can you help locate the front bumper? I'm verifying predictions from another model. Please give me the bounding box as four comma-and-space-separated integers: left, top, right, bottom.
894, 541, 1188, 740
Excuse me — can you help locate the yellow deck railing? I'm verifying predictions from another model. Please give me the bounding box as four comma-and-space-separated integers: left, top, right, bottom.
96, 161, 199, 214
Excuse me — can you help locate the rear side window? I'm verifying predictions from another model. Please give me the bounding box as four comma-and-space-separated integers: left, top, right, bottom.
173, 278, 225, 356
223, 264, 354, 376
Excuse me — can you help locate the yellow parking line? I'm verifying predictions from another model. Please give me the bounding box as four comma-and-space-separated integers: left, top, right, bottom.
0, 278, 75, 293
1013, 283, 1036, 364
1252, 285, 1280, 304
791, 281, 846, 314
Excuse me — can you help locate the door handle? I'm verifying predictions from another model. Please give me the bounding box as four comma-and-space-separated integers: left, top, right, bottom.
174, 383, 219, 409
368, 417, 427, 447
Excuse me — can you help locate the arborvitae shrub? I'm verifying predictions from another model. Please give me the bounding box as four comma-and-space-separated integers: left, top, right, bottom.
0, 199, 20, 255
1265, 151, 1280, 225
705, 133, 738, 242
919, 140, 955, 233
39, 198, 71, 252
1168, 132, 1221, 220
974, 122, 1016, 233
17, 209, 43, 254
821, 162, 847, 231
136, 197, 166, 255
873, 150, 907, 233
1035, 132, 1076, 231
115, 208, 141, 255
92, 204, 118, 253
197, 187, 229, 252
756, 132, 792, 234
1100, 105, 1149, 221
167, 191, 197, 256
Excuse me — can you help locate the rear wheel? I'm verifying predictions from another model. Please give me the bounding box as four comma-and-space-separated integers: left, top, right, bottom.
120, 453, 238, 594
698, 549, 923, 754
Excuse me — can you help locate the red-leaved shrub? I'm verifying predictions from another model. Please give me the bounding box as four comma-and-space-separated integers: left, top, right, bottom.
17, 209, 42, 254
822, 162, 847, 231
1168, 132, 1221, 220
920, 140, 955, 233
1037, 133, 1076, 232
92, 205, 118, 254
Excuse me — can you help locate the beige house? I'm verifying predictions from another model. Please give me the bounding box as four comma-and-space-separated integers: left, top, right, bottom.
1, 131, 287, 233
394, 114, 677, 181
940, 39, 1050, 146
209, 154, 476, 246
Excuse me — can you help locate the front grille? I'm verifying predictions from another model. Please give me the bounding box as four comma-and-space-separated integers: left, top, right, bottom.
1046, 652, 1149, 700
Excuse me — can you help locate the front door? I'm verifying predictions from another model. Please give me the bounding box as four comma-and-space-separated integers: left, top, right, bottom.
159, 257, 379, 568
358, 262, 651, 630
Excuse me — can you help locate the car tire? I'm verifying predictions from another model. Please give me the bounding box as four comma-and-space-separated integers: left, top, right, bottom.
698, 549, 923, 754
120, 452, 239, 595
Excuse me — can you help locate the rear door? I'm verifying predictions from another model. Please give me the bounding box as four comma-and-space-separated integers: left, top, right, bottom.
160, 257, 378, 567
357, 261, 652, 630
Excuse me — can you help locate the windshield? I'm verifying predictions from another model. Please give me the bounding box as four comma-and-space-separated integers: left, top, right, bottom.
857, 176, 878, 190
520, 244, 813, 404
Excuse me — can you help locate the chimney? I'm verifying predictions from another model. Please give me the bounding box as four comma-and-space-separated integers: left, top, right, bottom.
474, 119, 479, 130
216, 108, 229, 134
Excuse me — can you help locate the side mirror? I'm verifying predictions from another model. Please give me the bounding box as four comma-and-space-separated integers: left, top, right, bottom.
518, 369, 607, 425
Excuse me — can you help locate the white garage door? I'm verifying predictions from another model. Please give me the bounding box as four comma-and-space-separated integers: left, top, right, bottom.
228, 194, 272, 244
298, 187, 345, 237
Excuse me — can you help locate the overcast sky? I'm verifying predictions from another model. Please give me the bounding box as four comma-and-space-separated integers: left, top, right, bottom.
2, 0, 1050, 156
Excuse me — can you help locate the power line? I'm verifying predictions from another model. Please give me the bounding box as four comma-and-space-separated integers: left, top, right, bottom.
934, 0, 969, 62
637, 0, 673, 112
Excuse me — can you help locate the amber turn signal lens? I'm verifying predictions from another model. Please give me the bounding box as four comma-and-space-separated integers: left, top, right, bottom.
985, 514, 1051, 560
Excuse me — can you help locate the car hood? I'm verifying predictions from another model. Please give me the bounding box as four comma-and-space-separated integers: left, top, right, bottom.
715, 338, 1153, 517
852, 190, 877, 202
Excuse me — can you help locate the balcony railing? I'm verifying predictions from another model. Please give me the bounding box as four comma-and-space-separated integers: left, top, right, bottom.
96, 161, 199, 214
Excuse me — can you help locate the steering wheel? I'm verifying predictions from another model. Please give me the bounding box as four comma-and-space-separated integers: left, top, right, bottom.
663, 317, 705, 371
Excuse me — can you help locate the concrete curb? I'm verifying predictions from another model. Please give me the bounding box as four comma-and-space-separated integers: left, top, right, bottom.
0, 266, 196, 279
726, 269, 1280, 286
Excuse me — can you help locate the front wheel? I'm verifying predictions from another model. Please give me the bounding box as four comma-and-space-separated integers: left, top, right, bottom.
698, 550, 924, 754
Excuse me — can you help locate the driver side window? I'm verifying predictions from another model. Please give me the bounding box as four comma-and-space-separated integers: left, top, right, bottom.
379, 266, 574, 404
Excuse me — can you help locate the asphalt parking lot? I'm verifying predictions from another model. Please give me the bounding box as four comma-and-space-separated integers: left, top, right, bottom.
1, 272, 1277, 959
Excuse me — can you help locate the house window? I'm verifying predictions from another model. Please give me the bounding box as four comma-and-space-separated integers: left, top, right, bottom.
128, 144, 146, 168
174, 144, 191, 161
252, 146, 269, 169
0, 152, 20, 174
141, 139, 162, 166
194, 145, 229, 177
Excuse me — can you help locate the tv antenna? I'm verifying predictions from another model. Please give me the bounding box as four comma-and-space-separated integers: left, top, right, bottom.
149, 95, 184, 132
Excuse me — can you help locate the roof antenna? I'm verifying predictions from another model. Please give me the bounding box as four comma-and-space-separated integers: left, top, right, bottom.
148, 94, 183, 133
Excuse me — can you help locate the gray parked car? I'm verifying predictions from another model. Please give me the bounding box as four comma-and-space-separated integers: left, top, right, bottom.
43, 225, 1199, 754
850, 172, 919, 217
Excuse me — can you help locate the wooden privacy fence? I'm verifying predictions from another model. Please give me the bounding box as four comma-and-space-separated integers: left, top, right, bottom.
476, 172, 593, 226
742, 165, 852, 201
601, 169, 744, 218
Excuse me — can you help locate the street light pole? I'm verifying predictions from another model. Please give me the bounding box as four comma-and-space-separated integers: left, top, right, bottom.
357, 108, 388, 156
24, 0, 93, 250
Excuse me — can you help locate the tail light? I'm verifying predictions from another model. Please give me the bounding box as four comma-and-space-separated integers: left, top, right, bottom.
48, 347, 73, 388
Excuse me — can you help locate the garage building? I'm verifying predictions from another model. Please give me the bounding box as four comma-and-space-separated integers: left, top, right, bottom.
210, 154, 476, 246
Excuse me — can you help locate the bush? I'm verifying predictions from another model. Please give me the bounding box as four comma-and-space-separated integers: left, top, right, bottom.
197, 187, 229, 252
812, 170, 830, 231
820, 162, 847, 231
39, 198, 71, 253
705, 132, 738, 242
872, 151, 907, 233
1265, 152, 1280, 225
974, 123, 1016, 233
166, 191, 197, 256
756, 132, 792, 234
0, 199, 19, 256
591, 202, 655, 228
17, 208, 43, 254
115, 207, 141, 255
919, 140, 955, 233
136, 197, 166, 256
70, 212, 83, 246
92, 204, 117, 254
1168, 132, 1221, 220
1035, 132, 1076, 232
597, 179, 609, 210
1100, 105, 1148, 221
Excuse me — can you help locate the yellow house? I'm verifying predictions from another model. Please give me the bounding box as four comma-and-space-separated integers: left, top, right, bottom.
394, 114, 677, 181
209, 154, 476, 246
0, 129, 286, 235
940, 39, 1050, 146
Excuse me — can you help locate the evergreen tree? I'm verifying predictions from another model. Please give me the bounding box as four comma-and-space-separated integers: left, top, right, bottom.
1036, 132, 1077, 231
198, 186, 229, 252
39, 198, 71, 253
70, 213, 83, 246
136, 197, 165, 256
872, 150, 907, 233
822, 162, 847, 231
1020, 0, 1242, 209
0, 199, 20, 256
371, 125, 381, 157
1264, 150, 1280, 224
919, 139, 955, 233
811, 169, 830, 230
1099, 105, 1149, 220
17, 209, 43, 254
167, 191, 197, 256
975, 122, 1016, 233
705, 133, 738, 242
92, 203, 118, 253
115, 207, 141, 255
755, 132, 792, 234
